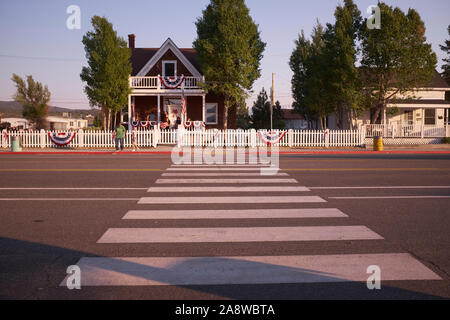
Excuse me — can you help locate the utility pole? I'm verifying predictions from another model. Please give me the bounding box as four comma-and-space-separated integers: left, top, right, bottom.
270, 73, 274, 131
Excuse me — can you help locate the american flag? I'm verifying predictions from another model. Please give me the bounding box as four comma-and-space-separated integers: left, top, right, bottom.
181, 89, 186, 115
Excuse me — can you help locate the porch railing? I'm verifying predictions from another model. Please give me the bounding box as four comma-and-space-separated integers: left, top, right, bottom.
364, 124, 447, 138
129, 76, 203, 90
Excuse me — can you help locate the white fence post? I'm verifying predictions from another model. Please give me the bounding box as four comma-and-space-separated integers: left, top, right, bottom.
360, 127, 365, 147
288, 129, 293, 147
40, 129, 46, 149
250, 129, 256, 148
78, 129, 84, 148
1, 130, 6, 149
152, 126, 159, 148
421, 125, 424, 139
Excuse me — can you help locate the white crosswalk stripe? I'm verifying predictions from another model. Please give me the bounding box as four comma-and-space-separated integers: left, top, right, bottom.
61, 253, 441, 286
147, 186, 310, 192
123, 208, 347, 219
155, 178, 298, 184
63, 163, 442, 289
97, 226, 383, 243
138, 196, 325, 204
161, 172, 288, 176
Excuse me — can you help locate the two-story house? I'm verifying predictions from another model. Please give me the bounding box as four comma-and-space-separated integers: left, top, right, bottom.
127, 35, 236, 129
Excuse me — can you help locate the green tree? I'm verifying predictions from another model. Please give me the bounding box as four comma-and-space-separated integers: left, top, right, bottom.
359, 2, 437, 123
235, 99, 251, 129
289, 22, 330, 129
193, 0, 266, 129
80, 16, 132, 130
11, 74, 50, 130
250, 88, 285, 129
440, 25, 450, 86
322, 0, 363, 129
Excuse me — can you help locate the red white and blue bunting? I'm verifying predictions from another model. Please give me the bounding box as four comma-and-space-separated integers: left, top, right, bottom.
140, 121, 150, 128
159, 75, 185, 89
183, 121, 193, 128
132, 121, 157, 128
183, 121, 205, 129
2, 131, 8, 140
48, 132, 77, 146
193, 121, 205, 128
258, 131, 286, 145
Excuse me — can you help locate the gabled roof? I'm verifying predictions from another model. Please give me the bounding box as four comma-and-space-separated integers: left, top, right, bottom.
131, 38, 202, 77
281, 109, 304, 120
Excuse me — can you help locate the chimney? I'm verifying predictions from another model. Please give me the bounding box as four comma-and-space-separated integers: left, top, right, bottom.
128, 34, 135, 49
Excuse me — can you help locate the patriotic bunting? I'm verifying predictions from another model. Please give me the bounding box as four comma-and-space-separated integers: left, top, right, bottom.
193, 121, 205, 128
159, 75, 185, 89
183, 121, 193, 128
131, 121, 140, 127
258, 131, 286, 145
140, 121, 150, 128
160, 122, 169, 129
48, 132, 77, 147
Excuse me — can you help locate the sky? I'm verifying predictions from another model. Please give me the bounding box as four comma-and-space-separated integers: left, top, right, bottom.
0, 0, 449, 110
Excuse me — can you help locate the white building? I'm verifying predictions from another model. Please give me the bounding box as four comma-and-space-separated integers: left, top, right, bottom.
47, 116, 88, 130
1, 116, 88, 130
1, 117, 30, 129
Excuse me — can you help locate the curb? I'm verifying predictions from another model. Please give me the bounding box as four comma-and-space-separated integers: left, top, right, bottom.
1, 150, 450, 155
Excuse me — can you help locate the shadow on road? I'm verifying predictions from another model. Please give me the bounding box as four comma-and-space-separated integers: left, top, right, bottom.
0, 237, 446, 300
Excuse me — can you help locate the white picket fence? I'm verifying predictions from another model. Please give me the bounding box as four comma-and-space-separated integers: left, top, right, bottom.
179, 129, 364, 148
365, 124, 448, 138
1, 128, 365, 149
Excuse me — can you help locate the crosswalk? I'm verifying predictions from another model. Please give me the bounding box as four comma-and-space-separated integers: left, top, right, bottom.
61, 163, 441, 290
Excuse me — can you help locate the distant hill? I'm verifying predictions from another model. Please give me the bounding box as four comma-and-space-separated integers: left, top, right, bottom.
0, 101, 99, 119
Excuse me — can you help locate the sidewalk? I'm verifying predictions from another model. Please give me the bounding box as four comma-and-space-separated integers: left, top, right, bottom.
1, 144, 450, 154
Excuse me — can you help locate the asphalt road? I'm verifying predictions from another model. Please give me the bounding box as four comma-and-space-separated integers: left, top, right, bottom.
0, 151, 449, 300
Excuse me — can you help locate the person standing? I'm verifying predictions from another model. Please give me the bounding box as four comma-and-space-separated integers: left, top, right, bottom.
114, 122, 126, 151
132, 126, 139, 152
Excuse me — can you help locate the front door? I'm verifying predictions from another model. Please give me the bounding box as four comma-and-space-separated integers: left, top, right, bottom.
164, 97, 182, 128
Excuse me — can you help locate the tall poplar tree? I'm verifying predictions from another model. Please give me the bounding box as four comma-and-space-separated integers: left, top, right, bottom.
322, 0, 363, 129
193, 0, 265, 129
80, 16, 132, 130
359, 2, 437, 123
440, 25, 450, 86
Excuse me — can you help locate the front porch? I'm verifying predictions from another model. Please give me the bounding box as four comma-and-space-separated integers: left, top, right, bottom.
360, 104, 450, 138
128, 76, 227, 129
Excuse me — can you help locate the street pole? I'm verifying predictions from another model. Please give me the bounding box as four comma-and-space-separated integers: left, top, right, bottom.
271, 73, 274, 131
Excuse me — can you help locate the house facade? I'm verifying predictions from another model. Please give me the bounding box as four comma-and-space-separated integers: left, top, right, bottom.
350, 71, 450, 129
280, 109, 308, 129
127, 35, 236, 129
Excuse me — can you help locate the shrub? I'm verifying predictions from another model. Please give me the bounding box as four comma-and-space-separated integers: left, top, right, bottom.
441, 137, 450, 144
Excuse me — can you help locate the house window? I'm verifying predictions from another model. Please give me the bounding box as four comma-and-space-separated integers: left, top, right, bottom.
424, 109, 436, 125
205, 103, 218, 124
162, 61, 177, 77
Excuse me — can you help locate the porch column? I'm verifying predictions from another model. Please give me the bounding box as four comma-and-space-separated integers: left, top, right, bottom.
421, 108, 425, 138
157, 94, 161, 125
202, 94, 206, 123
127, 94, 132, 132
